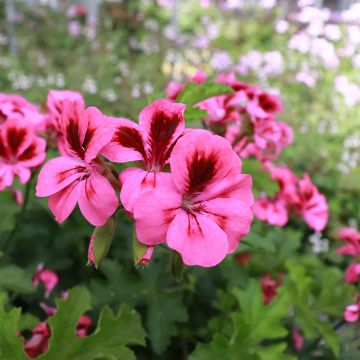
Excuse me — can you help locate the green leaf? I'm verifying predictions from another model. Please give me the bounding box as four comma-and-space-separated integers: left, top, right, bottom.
177, 82, 232, 106
0, 191, 21, 235
147, 292, 188, 354
39, 287, 146, 360
231, 280, 289, 343
240, 232, 276, 253
184, 107, 208, 123
257, 343, 296, 360
0, 294, 29, 360
0, 266, 35, 294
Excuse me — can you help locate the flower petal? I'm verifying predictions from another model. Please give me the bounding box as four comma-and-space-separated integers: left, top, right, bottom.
202, 197, 253, 252
166, 211, 229, 267
36, 157, 85, 197
120, 168, 175, 215
100, 117, 145, 163
48, 180, 81, 223
134, 187, 181, 246
78, 171, 119, 226
139, 99, 185, 169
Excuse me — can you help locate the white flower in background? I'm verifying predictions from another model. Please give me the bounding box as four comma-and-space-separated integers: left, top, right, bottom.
56, 73, 65, 87
352, 53, 360, 68
306, 19, 324, 37
82, 76, 97, 94
295, 70, 317, 88
131, 85, 141, 98
211, 51, 232, 71
308, 232, 329, 254
334, 76, 360, 107
261, 51, 284, 76
102, 89, 117, 102
349, 219, 358, 229
324, 24, 341, 41
341, 3, 360, 23
117, 63, 129, 77
223, 0, 243, 10
347, 26, 360, 45
143, 82, 154, 95
259, 0, 276, 9
275, 19, 290, 34
297, 6, 330, 23
237, 50, 262, 74
288, 33, 311, 54
338, 44, 355, 57
68, 21, 82, 37
338, 133, 360, 174
297, 0, 314, 7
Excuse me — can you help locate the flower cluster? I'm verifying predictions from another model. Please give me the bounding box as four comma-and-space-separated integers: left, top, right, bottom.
253, 164, 328, 231
34, 92, 253, 267
167, 72, 293, 163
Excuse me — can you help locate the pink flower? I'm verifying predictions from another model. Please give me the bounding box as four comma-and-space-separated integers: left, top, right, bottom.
36, 100, 119, 226
295, 174, 328, 232
0, 119, 46, 190
32, 265, 59, 298
344, 303, 360, 322
292, 328, 304, 351
253, 196, 288, 226
24, 322, 50, 358
77, 315, 93, 337
165, 81, 184, 101
337, 227, 360, 257
133, 130, 253, 267
0, 93, 45, 132
344, 263, 360, 283
187, 70, 208, 84
261, 273, 282, 304
101, 99, 185, 214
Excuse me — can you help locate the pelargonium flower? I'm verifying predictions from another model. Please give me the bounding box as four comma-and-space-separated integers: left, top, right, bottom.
337, 227, 360, 256
261, 273, 283, 305
101, 99, 186, 214
344, 301, 360, 323
292, 328, 304, 352
36, 100, 118, 226
253, 196, 288, 226
344, 263, 360, 283
295, 173, 328, 232
24, 322, 50, 358
32, 265, 59, 298
0, 93, 45, 132
133, 130, 253, 267
0, 119, 46, 190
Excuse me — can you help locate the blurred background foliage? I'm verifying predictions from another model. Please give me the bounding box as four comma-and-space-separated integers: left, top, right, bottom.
0, 0, 359, 359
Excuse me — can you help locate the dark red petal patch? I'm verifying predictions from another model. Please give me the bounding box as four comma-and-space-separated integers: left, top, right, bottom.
186, 150, 217, 194
65, 117, 85, 159
7, 127, 28, 155
148, 110, 181, 167
18, 143, 37, 161
114, 125, 146, 159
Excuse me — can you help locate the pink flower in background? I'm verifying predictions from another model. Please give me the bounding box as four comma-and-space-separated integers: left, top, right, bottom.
295, 174, 328, 232
344, 301, 360, 322
344, 263, 360, 283
253, 196, 288, 226
165, 81, 184, 101
134, 130, 253, 267
0, 119, 46, 190
36, 100, 119, 226
292, 328, 304, 351
187, 70, 208, 84
67, 4, 87, 18
76, 315, 93, 337
11, 189, 24, 205
46, 90, 85, 148
24, 322, 50, 358
0, 93, 45, 132
32, 265, 59, 298
261, 273, 282, 304
101, 99, 185, 214
296, 71, 317, 88
275, 19, 290, 34
337, 227, 360, 256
